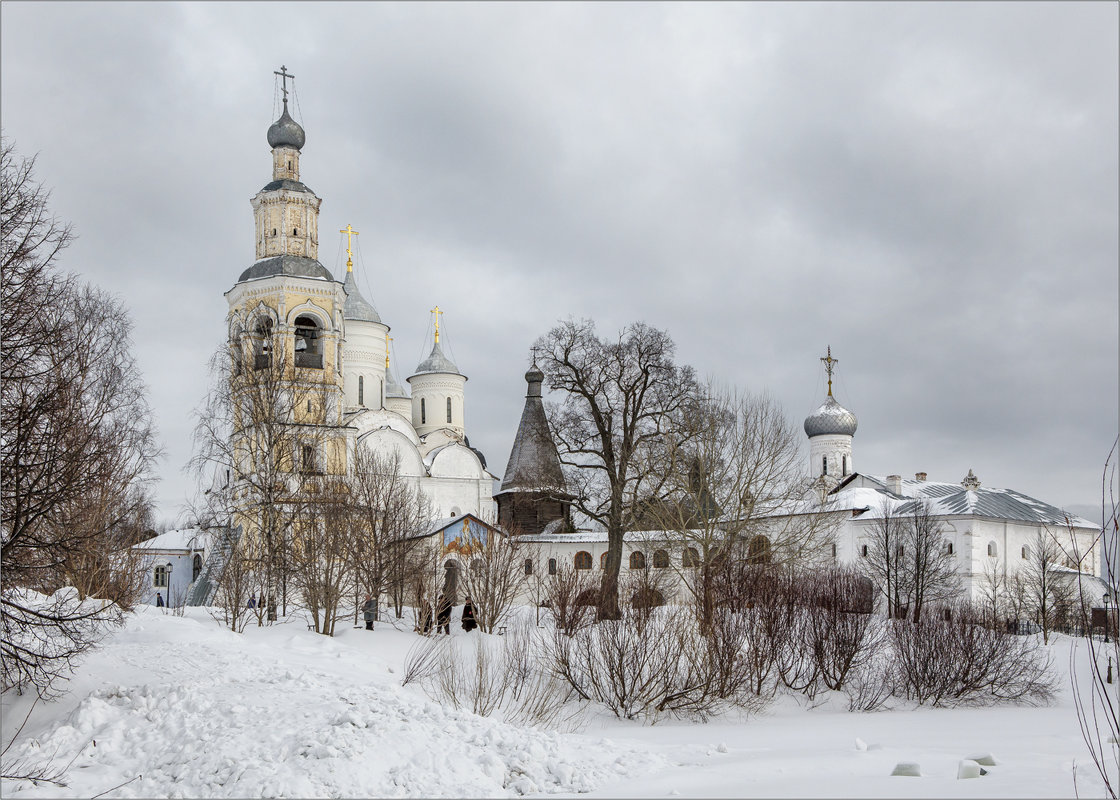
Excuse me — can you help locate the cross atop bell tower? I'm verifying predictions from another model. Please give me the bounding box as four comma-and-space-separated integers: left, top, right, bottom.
274, 65, 295, 106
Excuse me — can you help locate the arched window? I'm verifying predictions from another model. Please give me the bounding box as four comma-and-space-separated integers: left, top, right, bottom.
682, 547, 700, 568
861, 544, 869, 558
987, 541, 998, 558
600, 552, 608, 569
653, 549, 669, 569
523, 559, 533, 576
946, 542, 954, 555
192, 554, 203, 582
358, 376, 364, 406
822, 455, 828, 476
747, 535, 772, 565
831, 542, 837, 559
574, 551, 592, 570
447, 397, 452, 423
843, 455, 849, 475
1021, 545, 1029, 560
421, 398, 426, 424
294, 315, 322, 368
253, 318, 273, 370
629, 551, 646, 570
548, 558, 557, 575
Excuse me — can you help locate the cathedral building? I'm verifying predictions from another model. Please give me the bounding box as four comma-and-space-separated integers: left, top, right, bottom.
224, 75, 496, 531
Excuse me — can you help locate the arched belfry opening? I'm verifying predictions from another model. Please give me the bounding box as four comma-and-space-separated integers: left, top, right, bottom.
253, 318, 274, 370
294, 315, 322, 369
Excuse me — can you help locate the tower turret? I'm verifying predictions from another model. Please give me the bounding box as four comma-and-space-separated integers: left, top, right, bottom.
338, 224, 389, 411
495, 359, 571, 534
804, 346, 857, 482
408, 307, 466, 439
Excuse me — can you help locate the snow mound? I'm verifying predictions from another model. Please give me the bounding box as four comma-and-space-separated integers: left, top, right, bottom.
1, 609, 667, 798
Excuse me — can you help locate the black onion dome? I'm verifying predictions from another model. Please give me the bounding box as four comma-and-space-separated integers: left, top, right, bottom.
267, 103, 306, 150
803, 396, 858, 438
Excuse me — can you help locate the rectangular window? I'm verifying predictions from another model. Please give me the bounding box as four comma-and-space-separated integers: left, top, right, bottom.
154, 565, 170, 588
358, 376, 364, 406
822, 456, 828, 476
523, 559, 533, 576
447, 397, 452, 423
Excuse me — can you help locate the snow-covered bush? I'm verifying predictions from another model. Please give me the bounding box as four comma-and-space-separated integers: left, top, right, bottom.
1, 587, 124, 697
403, 618, 579, 729
890, 602, 1056, 707
547, 605, 767, 723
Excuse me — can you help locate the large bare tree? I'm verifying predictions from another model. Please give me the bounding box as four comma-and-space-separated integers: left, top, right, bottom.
535, 319, 699, 620
190, 322, 344, 620
642, 385, 837, 631
346, 447, 433, 621
1, 139, 160, 696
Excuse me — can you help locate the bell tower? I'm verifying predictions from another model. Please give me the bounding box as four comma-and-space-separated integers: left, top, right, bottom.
251, 66, 321, 262
224, 68, 348, 478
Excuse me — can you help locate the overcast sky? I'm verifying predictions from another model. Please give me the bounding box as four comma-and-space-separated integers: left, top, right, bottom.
3, 2, 1117, 526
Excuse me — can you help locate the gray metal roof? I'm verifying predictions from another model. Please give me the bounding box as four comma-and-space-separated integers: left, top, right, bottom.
342, 269, 381, 323
266, 102, 305, 150
412, 340, 461, 377
855, 474, 1097, 528
498, 367, 565, 494
384, 367, 409, 399
804, 395, 858, 437
259, 178, 315, 194
237, 254, 334, 283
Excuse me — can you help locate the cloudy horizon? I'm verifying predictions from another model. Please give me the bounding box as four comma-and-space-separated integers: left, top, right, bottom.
2, 2, 1116, 527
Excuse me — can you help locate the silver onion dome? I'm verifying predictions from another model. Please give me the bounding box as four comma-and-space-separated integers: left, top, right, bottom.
267, 102, 306, 150
804, 396, 858, 438
413, 340, 461, 376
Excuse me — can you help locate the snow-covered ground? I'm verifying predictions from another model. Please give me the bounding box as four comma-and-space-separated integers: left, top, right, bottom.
1, 604, 1114, 798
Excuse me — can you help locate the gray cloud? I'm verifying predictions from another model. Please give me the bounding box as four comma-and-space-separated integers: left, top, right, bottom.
2, 2, 1115, 524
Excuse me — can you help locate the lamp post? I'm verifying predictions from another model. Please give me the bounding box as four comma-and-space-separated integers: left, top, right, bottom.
1105, 594, 1111, 644
165, 562, 174, 610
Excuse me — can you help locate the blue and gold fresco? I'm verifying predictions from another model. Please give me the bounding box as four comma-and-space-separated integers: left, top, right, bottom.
441, 516, 488, 556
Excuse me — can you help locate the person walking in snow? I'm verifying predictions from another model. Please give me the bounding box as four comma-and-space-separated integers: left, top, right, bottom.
461, 596, 477, 632
436, 593, 452, 635
361, 593, 376, 630
248, 594, 256, 610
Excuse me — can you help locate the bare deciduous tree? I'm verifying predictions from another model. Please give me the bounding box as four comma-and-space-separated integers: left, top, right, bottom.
2, 139, 159, 696
535, 319, 699, 620
190, 325, 345, 621
1019, 528, 1077, 644
644, 386, 837, 632
346, 448, 433, 622
862, 499, 957, 623
459, 527, 528, 634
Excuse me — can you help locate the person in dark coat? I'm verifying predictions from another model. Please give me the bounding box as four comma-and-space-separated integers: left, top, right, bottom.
461, 597, 478, 632
361, 594, 376, 630
436, 594, 452, 635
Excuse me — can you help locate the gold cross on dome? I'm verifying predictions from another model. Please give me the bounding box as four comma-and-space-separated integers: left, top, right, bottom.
431, 305, 443, 343
820, 346, 838, 397
339, 224, 359, 272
